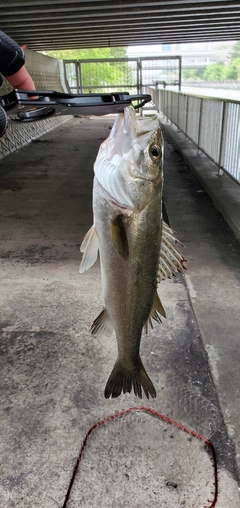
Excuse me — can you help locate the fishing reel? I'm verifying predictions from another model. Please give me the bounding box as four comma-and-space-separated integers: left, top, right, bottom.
0, 90, 152, 135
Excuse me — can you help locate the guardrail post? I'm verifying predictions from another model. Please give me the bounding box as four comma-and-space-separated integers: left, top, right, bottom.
197, 98, 203, 154
177, 91, 180, 129
178, 56, 182, 91
75, 61, 80, 93
138, 58, 143, 115
78, 61, 83, 93
155, 82, 159, 111
159, 89, 162, 118
63, 61, 71, 93
185, 95, 189, 139
218, 101, 227, 176
166, 91, 169, 123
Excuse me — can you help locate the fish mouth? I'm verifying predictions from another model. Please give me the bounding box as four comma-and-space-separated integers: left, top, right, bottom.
130, 173, 161, 184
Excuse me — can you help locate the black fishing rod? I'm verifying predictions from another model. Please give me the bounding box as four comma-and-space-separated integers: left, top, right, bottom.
0, 90, 152, 135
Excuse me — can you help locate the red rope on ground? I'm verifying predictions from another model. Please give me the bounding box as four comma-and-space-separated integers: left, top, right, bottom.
62, 406, 218, 508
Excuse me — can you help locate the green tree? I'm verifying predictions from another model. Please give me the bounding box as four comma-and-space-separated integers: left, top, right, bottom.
230, 41, 240, 61
182, 68, 205, 80
203, 62, 226, 81
110, 47, 127, 58
46, 47, 127, 60
46, 47, 134, 92
225, 57, 240, 80
182, 42, 240, 83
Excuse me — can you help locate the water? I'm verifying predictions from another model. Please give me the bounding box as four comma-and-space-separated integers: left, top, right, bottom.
181, 85, 240, 102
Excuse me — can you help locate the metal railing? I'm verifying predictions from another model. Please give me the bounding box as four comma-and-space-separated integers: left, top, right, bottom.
147, 87, 240, 185
63, 56, 182, 96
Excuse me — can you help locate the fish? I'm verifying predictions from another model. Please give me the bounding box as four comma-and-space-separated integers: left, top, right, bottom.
80, 105, 185, 399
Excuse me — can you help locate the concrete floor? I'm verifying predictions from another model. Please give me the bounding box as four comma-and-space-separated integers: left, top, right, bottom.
0, 116, 239, 507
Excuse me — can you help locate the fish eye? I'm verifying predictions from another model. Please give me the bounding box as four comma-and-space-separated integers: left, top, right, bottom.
150, 144, 161, 159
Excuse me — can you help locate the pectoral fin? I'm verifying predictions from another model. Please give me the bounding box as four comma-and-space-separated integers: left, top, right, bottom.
79, 225, 99, 273
158, 221, 187, 282
110, 215, 129, 260
144, 291, 166, 334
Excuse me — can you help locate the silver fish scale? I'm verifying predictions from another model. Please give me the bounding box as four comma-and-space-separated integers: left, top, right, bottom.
92, 169, 163, 400
80, 108, 185, 398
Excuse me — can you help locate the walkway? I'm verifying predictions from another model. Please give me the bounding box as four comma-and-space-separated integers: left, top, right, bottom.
0, 116, 239, 507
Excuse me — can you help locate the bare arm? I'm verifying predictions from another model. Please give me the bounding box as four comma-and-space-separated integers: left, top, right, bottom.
0, 30, 35, 90
6, 65, 35, 90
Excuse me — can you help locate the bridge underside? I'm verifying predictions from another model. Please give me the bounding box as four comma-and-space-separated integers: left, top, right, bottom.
1, 1, 240, 50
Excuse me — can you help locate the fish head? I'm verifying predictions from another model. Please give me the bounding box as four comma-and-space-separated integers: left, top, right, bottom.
126, 106, 163, 181
94, 105, 163, 211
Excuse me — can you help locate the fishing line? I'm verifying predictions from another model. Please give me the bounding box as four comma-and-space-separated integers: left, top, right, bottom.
62, 406, 218, 508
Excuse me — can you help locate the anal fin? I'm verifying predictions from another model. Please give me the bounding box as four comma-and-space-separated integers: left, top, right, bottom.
144, 291, 166, 334
90, 307, 113, 336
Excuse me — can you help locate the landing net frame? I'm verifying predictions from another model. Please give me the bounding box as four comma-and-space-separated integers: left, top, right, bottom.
62, 406, 218, 508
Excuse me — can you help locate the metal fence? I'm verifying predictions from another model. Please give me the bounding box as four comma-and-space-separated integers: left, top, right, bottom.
63, 56, 181, 96
148, 87, 240, 185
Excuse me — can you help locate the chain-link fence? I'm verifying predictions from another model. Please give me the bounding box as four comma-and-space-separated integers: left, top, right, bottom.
64, 56, 181, 96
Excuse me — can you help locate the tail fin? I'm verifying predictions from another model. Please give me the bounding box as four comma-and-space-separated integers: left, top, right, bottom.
104, 358, 156, 399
